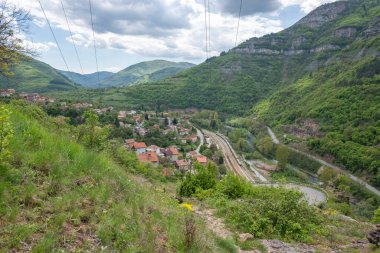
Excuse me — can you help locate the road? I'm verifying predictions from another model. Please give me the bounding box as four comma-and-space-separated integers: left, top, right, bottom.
204, 129, 326, 205
267, 127, 380, 197
267, 127, 280, 144
195, 127, 204, 154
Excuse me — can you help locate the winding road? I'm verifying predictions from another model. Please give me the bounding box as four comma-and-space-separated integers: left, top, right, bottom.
267, 127, 380, 197
203, 129, 327, 205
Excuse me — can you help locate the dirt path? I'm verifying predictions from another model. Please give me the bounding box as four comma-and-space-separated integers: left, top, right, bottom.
193, 205, 321, 253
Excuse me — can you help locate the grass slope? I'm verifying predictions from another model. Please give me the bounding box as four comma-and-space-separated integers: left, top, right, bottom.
0, 102, 230, 252
0, 57, 80, 93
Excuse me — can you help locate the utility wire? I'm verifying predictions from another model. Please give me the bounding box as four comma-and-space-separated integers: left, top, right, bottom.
88, 0, 99, 82
38, 0, 71, 74
203, 0, 208, 59
235, 0, 243, 47
208, 0, 211, 53
60, 0, 84, 74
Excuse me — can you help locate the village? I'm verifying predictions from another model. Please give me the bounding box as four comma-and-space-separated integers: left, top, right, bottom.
118, 109, 212, 172
1, 89, 217, 174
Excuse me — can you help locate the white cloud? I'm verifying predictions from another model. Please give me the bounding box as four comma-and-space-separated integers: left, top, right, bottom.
280, 0, 337, 13
8, 0, 282, 61
6, 0, 334, 64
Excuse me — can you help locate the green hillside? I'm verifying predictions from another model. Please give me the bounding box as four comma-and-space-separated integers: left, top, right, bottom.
59, 70, 114, 88
97, 60, 195, 88
56, 0, 379, 114
0, 57, 80, 93
51, 0, 380, 185
0, 102, 231, 252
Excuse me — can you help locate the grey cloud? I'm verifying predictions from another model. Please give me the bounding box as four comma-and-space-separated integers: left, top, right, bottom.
216, 0, 281, 16
63, 0, 194, 37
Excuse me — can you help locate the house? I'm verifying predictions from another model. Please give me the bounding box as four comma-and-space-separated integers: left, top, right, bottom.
133, 115, 142, 123
138, 151, 159, 165
125, 138, 135, 147
179, 128, 190, 136
196, 155, 208, 166
175, 159, 189, 171
163, 146, 179, 162
118, 111, 127, 120
138, 128, 148, 137
153, 124, 160, 130
186, 151, 198, 159
147, 145, 161, 155
0, 89, 16, 97
132, 142, 147, 154
185, 135, 198, 143
127, 110, 137, 115
19, 92, 28, 99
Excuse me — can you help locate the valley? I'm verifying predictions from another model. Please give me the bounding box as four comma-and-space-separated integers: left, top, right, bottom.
1, 0, 380, 252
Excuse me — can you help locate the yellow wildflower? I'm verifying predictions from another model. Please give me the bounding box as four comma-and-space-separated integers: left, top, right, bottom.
180, 202, 193, 211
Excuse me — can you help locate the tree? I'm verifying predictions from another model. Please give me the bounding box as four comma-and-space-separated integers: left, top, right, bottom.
372, 207, 380, 224
77, 111, 109, 149
0, 105, 13, 162
276, 145, 289, 170
172, 118, 178, 125
0, 1, 33, 77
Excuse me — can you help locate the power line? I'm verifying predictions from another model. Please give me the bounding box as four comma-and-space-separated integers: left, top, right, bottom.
60, 0, 84, 74
208, 0, 211, 54
38, 0, 71, 74
88, 0, 99, 82
203, 0, 208, 59
235, 0, 243, 47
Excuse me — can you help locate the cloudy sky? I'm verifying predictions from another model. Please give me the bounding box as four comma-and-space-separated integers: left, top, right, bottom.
10, 0, 336, 74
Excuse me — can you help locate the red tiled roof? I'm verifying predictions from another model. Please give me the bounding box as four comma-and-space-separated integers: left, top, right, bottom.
138, 152, 159, 163
197, 155, 207, 164
133, 142, 147, 149
169, 147, 179, 155
175, 159, 189, 167
148, 145, 160, 149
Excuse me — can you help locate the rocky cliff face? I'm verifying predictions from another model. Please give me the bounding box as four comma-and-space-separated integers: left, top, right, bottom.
295, 1, 350, 28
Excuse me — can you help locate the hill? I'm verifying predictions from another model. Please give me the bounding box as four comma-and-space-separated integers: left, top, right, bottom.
60, 60, 195, 88
52, 0, 380, 185
97, 60, 195, 88
0, 57, 80, 93
0, 102, 231, 252
59, 70, 114, 88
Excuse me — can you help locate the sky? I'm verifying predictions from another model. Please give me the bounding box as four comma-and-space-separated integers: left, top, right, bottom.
10, 0, 337, 74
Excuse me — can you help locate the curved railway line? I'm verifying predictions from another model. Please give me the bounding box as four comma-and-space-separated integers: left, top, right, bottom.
202, 129, 327, 205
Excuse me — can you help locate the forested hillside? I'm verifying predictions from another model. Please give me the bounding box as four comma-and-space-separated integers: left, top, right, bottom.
0, 57, 79, 93
50, 0, 380, 187
55, 0, 380, 115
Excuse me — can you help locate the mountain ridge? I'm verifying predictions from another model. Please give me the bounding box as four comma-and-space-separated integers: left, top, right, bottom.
60, 60, 195, 88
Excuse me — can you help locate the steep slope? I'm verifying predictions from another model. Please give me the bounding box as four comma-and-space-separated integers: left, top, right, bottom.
0, 57, 80, 93
59, 70, 114, 88
68, 0, 378, 115
0, 102, 227, 252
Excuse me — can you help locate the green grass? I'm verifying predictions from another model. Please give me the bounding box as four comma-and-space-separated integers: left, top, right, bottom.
0, 102, 228, 252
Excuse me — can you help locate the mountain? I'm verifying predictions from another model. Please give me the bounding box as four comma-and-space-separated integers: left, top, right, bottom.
0, 57, 80, 93
55, 0, 380, 185
59, 70, 114, 87
60, 60, 195, 88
